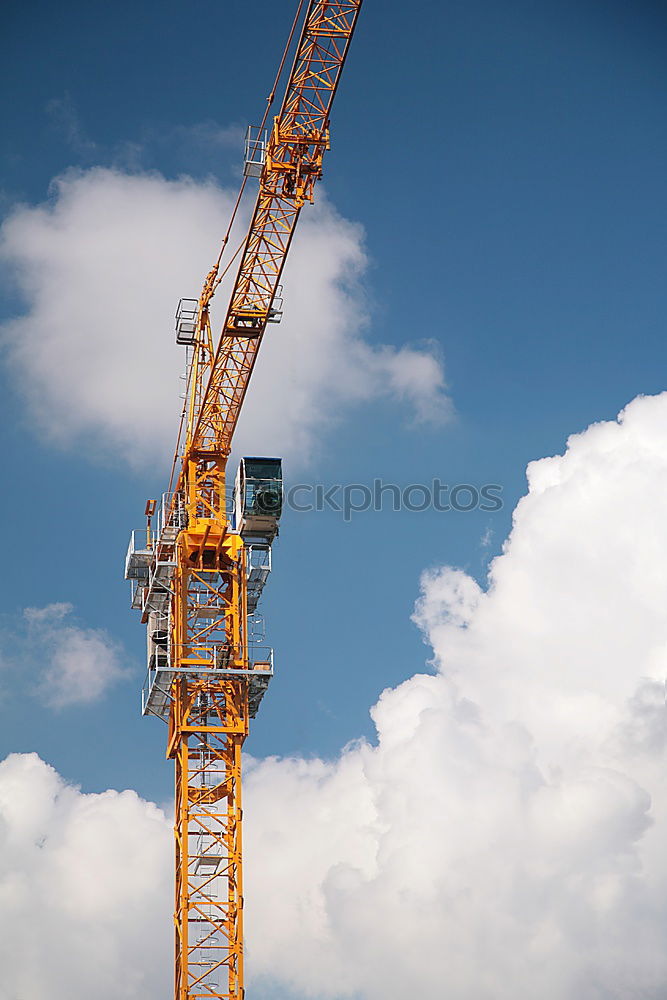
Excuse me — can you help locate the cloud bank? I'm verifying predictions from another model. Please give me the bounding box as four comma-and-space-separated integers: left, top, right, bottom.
2, 393, 667, 999
0, 167, 449, 468
0, 753, 171, 999
242, 391, 667, 1000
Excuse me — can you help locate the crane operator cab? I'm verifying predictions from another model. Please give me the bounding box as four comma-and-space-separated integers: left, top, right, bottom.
234, 457, 283, 542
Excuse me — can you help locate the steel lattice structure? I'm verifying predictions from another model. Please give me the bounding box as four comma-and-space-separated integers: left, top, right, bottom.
125, 4, 363, 999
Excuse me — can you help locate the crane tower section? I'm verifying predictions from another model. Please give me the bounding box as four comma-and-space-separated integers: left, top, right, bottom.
124, 4, 363, 999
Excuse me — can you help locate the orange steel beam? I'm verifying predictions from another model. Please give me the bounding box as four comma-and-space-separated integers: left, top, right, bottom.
166, 4, 363, 1000
181, 1, 363, 494
170, 527, 248, 1000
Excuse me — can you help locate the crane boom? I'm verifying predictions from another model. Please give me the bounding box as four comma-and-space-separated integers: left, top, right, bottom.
179, 1, 363, 536
125, 4, 362, 1000
192, 0, 362, 458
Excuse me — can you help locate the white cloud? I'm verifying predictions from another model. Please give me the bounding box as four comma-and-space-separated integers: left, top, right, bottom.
24, 602, 73, 626
241, 204, 451, 461
24, 602, 128, 708
3, 395, 667, 998
46, 94, 99, 158
0, 753, 171, 999
240, 391, 667, 1000
0, 167, 449, 469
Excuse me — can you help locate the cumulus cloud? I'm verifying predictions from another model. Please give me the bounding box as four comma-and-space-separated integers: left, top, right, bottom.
3, 395, 667, 999
0, 753, 171, 999
0, 167, 449, 468
241, 391, 667, 1000
23, 602, 127, 708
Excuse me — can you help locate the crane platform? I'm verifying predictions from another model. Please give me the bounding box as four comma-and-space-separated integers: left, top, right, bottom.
142, 656, 274, 721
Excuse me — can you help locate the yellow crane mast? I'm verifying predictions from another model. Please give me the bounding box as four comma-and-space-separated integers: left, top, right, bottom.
124, 4, 363, 999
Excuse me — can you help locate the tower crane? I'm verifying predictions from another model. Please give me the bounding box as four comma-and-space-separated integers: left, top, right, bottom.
124, 4, 363, 999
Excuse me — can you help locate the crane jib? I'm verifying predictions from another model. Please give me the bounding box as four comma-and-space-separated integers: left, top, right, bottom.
190, 0, 363, 466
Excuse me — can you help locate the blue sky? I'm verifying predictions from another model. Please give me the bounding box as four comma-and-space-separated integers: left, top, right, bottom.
1, 0, 666, 792
1, 4, 667, 996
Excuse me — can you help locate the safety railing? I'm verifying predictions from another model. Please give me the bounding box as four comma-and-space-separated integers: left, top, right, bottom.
142, 644, 274, 720
155, 491, 187, 542
125, 528, 152, 580
244, 125, 267, 178
248, 645, 274, 671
